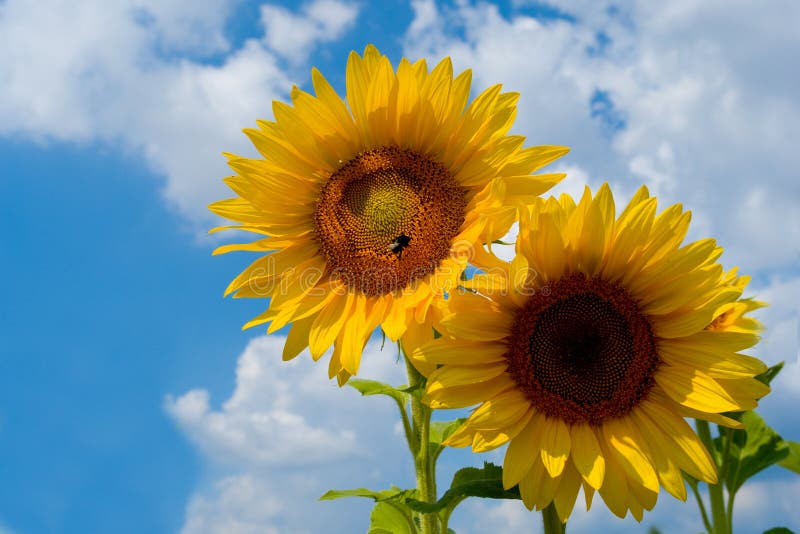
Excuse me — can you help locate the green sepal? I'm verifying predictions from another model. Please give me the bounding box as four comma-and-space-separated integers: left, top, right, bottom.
716, 411, 790, 494
492, 239, 514, 245
778, 440, 800, 474
428, 419, 466, 461
405, 462, 520, 514
763, 528, 796, 534
755, 362, 784, 385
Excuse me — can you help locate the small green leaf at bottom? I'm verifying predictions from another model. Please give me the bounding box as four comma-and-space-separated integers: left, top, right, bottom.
369, 502, 416, 534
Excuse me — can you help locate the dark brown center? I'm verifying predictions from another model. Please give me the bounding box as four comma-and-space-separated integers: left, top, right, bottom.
506, 274, 660, 425
313, 147, 467, 296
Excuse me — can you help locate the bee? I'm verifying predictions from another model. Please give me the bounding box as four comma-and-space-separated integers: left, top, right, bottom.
388, 234, 411, 259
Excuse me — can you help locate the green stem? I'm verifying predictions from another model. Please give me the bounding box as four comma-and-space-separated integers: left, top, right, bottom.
405, 353, 439, 534
689, 480, 713, 534
725, 486, 736, 534
720, 427, 736, 534
541, 503, 565, 534
695, 420, 727, 534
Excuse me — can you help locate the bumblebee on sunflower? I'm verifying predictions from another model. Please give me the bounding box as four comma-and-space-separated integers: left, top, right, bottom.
210, 45, 568, 383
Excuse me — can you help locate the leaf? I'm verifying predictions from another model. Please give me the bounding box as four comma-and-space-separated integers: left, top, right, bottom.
405, 462, 521, 514
763, 528, 795, 534
346, 379, 410, 404
755, 362, 784, 385
778, 441, 800, 475
320, 487, 404, 502
368, 502, 417, 534
722, 411, 790, 494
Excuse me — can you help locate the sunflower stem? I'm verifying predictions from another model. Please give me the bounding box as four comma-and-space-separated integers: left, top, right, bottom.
689, 479, 714, 534
404, 353, 439, 534
541, 503, 565, 534
721, 427, 735, 534
695, 419, 728, 534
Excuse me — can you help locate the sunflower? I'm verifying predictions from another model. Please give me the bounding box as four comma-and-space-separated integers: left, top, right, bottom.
209, 45, 568, 384
416, 184, 770, 521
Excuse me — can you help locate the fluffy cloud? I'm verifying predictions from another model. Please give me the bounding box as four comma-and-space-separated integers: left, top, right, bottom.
261, 0, 359, 64
165, 336, 359, 467
166, 335, 410, 533
0, 0, 359, 224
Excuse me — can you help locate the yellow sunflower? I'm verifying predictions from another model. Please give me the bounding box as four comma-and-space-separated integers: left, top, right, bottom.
209, 45, 568, 384
416, 184, 770, 521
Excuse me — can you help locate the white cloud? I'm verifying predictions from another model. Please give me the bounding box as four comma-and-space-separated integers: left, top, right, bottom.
165, 336, 359, 467
0, 0, 360, 225
734, 477, 800, 530
402, 0, 800, 276
182, 475, 283, 534
261, 0, 359, 64
166, 335, 409, 533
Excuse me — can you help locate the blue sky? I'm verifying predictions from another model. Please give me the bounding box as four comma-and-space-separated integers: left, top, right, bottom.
1, 1, 798, 533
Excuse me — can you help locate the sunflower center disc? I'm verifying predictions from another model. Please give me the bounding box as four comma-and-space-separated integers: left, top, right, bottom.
314, 147, 467, 296
506, 274, 660, 425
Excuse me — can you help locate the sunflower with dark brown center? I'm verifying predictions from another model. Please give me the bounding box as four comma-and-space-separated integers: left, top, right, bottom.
209, 45, 569, 383
416, 184, 770, 522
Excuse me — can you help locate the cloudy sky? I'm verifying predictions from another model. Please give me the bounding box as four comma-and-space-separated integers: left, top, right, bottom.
1, 0, 798, 532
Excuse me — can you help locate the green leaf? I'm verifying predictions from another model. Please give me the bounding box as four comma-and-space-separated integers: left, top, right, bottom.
368, 502, 417, 534
346, 379, 410, 404
405, 462, 520, 514
755, 362, 784, 385
763, 528, 795, 534
492, 239, 514, 245
320, 487, 404, 502
722, 411, 790, 494
778, 441, 800, 474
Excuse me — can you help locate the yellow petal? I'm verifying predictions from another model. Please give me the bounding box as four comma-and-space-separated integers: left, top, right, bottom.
308, 291, 354, 359
553, 463, 583, 523
426, 363, 509, 393
467, 389, 531, 430
382, 297, 411, 340
638, 398, 717, 483
570, 424, 605, 489
426, 374, 513, 409
601, 418, 660, 493
629, 408, 687, 501
338, 294, 369, 375
540, 416, 571, 478
503, 412, 546, 489
282, 315, 314, 361
412, 339, 508, 366
596, 439, 630, 519
655, 366, 742, 412
658, 340, 767, 379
